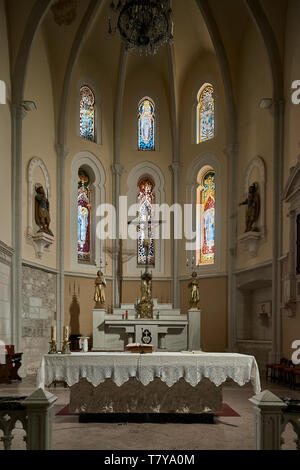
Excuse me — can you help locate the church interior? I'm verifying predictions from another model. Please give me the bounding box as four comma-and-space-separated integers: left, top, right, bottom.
1, 0, 300, 452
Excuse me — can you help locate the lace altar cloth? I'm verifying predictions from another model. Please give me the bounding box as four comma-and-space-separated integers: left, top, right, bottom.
37, 352, 261, 394
69, 377, 223, 414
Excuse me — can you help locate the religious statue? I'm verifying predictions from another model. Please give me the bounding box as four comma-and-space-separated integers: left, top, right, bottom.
239, 182, 260, 233
189, 272, 200, 310
35, 184, 53, 236
94, 270, 106, 308
138, 271, 153, 319
141, 272, 152, 302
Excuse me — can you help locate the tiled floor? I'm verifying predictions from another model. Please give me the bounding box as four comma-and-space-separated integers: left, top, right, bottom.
0, 376, 299, 451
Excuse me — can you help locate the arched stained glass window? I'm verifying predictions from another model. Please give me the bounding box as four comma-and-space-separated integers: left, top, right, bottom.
196, 169, 215, 265
138, 98, 155, 151
80, 85, 95, 142
137, 178, 155, 265
197, 84, 215, 143
78, 169, 91, 261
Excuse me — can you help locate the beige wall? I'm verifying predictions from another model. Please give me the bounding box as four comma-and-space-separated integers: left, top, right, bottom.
180, 277, 228, 352
236, 21, 273, 270
0, 0, 12, 247
179, 52, 228, 277
22, 25, 57, 268
65, 275, 112, 338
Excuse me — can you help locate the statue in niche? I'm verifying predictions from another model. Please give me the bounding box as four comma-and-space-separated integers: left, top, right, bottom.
239, 182, 260, 233
35, 184, 54, 236
189, 272, 200, 310
94, 270, 107, 308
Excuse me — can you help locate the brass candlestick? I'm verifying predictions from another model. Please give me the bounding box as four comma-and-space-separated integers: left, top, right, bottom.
61, 340, 71, 355
48, 340, 57, 355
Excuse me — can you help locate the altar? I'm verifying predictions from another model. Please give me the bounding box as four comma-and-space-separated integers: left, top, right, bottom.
93, 299, 201, 352
37, 352, 261, 415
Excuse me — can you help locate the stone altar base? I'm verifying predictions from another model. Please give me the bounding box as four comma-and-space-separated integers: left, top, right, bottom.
69, 377, 222, 415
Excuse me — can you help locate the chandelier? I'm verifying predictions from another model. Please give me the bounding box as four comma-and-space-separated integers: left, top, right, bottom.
108, 0, 174, 55
51, 0, 78, 26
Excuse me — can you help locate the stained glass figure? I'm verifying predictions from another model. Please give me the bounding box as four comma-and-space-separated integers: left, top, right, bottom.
80, 86, 95, 142
138, 98, 155, 151
78, 169, 91, 261
137, 178, 155, 265
197, 84, 215, 143
197, 171, 215, 265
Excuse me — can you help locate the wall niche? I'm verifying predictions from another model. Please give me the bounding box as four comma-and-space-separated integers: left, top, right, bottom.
235, 264, 272, 371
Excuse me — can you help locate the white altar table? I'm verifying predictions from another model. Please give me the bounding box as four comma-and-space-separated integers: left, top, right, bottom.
37, 352, 261, 414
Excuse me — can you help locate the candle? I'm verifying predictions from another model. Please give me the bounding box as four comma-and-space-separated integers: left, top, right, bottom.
51, 326, 56, 341
64, 326, 69, 342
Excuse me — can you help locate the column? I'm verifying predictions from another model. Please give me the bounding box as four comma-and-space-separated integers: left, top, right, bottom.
55, 144, 69, 347
11, 104, 28, 352
169, 161, 181, 308
111, 163, 123, 308
226, 143, 239, 352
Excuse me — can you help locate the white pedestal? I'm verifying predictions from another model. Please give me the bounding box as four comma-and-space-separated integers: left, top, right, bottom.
188, 309, 201, 351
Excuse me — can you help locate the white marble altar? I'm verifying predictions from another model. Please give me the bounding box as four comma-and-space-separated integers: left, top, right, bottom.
92, 299, 197, 352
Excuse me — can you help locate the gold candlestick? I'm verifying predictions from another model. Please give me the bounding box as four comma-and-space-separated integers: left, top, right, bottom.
48, 340, 57, 355
61, 340, 71, 355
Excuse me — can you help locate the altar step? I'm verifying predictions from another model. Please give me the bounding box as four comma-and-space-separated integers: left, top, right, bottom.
56, 403, 240, 424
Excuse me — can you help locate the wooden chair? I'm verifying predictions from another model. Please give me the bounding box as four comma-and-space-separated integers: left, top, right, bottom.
273, 358, 289, 383
291, 368, 300, 390
283, 360, 295, 388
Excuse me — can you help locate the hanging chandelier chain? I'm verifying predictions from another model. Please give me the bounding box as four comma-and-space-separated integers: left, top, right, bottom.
108, 0, 174, 55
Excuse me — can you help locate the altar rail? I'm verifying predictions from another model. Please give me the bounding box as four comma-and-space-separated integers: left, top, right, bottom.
0, 389, 57, 450
250, 390, 300, 450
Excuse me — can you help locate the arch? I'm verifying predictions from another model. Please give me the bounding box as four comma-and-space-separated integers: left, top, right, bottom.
138, 96, 156, 151
187, 153, 222, 272
78, 79, 102, 144
127, 162, 165, 276
70, 151, 106, 273
79, 85, 96, 142
27, 157, 51, 236
196, 82, 215, 143
132, 91, 160, 151
243, 156, 266, 238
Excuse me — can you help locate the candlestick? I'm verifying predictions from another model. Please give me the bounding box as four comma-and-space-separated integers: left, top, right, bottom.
51, 325, 56, 342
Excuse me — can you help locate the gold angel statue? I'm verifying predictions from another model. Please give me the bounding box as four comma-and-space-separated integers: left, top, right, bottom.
189, 272, 200, 309
94, 270, 106, 308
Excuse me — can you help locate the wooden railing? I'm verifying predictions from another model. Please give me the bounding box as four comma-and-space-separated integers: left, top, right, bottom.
0, 389, 57, 450
250, 390, 300, 450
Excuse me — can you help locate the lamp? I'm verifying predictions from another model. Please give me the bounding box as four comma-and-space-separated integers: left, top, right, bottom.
21, 101, 37, 112
108, 0, 174, 55
259, 98, 273, 109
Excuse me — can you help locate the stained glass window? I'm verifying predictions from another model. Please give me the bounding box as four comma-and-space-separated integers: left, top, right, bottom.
137, 178, 155, 265
197, 170, 215, 265
197, 84, 215, 143
80, 85, 95, 142
138, 98, 155, 151
78, 169, 91, 261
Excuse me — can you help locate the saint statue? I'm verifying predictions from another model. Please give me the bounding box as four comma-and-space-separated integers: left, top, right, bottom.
239, 182, 260, 233
189, 272, 200, 310
94, 270, 106, 308
35, 184, 53, 236
141, 272, 152, 302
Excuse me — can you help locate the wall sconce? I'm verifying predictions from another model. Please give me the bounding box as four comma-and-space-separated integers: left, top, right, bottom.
259, 98, 274, 114
21, 100, 37, 112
